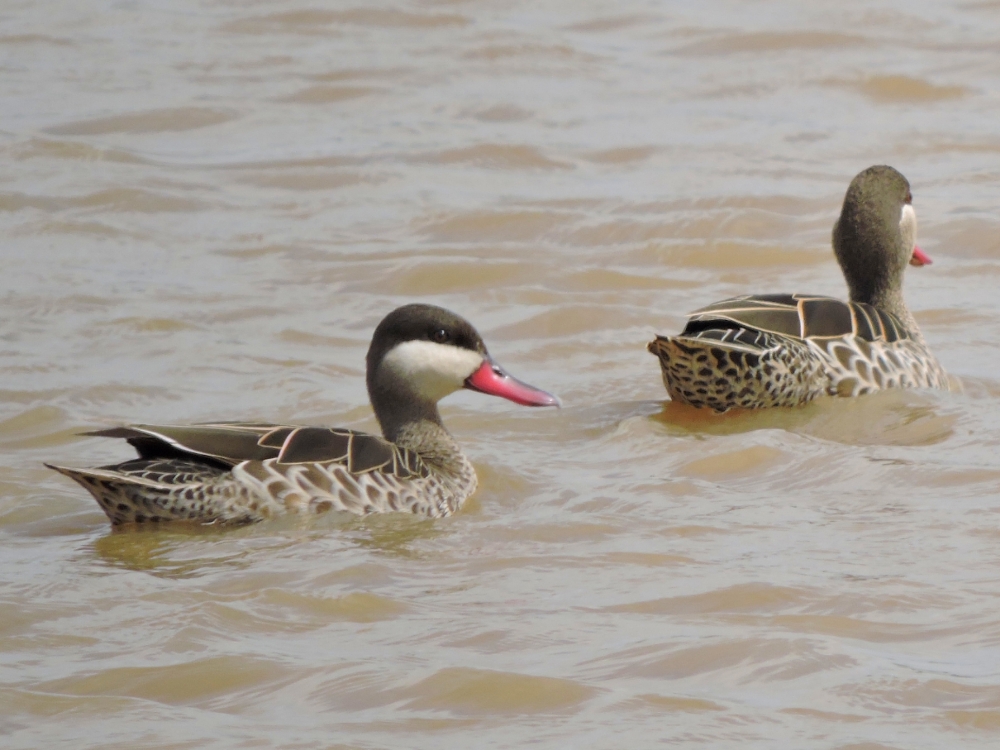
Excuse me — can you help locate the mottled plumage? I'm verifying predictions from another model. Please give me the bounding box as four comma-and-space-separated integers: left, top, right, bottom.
48, 305, 558, 525
648, 166, 952, 411
649, 293, 949, 411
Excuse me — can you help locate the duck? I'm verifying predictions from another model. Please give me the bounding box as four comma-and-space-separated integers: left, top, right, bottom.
47, 304, 559, 524
647, 165, 951, 412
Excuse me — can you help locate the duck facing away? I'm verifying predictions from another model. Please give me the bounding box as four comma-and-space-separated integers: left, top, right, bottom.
47, 304, 559, 525
647, 165, 951, 412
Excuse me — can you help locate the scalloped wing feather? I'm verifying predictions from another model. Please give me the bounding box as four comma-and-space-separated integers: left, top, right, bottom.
684, 294, 909, 343
87, 422, 430, 480
274, 426, 429, 479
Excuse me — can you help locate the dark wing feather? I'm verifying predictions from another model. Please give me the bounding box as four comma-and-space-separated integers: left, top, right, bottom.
345, 432, 396, 473
872, 306, 906, 343
275, 427, 428, 478
684, 294, 909, 343
685, 295, 804, 339
838, 302, 908, 342
85, 424, 280, 466
275, 427, 353, 464
258, 426, 297, 449
852, 304, 878, 341
86, 422, 429, 479
798, 298, 854, 338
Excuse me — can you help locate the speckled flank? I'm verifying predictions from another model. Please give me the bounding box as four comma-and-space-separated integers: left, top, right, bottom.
45, 460, 258, 525
47, 430, 477, 525
648, 333, 827, 411
648, 324, 950, 412
230, 455, 476, 519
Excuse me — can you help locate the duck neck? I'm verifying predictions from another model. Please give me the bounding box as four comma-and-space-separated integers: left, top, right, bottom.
372, 390, 444, 444
369, 384, 476, 491
835, 205, 921, 338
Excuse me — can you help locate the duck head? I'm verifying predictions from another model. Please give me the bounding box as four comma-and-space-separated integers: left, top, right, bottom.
833, 165, 931, 307
366, 304, 559, 439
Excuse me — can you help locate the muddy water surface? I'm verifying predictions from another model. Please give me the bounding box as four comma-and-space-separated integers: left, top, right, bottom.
4, 1, 1000, 748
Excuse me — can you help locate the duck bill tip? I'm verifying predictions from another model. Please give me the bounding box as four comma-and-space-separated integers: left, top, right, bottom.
910, 245, 932, 266
464, 359, 560, 408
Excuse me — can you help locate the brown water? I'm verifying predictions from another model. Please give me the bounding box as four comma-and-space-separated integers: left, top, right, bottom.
4, 1, 1000, 747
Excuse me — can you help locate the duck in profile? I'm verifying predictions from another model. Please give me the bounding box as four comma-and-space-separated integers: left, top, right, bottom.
47, 304, 559, 524
647, 165, 951, 411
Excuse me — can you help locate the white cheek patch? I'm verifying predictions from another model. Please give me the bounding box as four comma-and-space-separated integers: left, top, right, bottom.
380, 340, 484, 402
899, 204, 918, 248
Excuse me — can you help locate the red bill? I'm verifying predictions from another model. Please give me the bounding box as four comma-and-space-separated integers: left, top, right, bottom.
464, 358, 560, 407
910, 245, 932, 266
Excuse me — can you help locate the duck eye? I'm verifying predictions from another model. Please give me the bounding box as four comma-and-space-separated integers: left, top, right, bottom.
905, 191, 912, 204
431, 328, 449, 344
